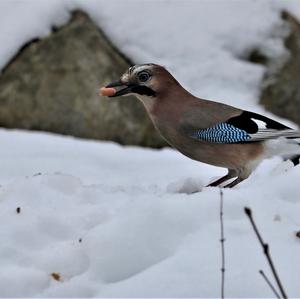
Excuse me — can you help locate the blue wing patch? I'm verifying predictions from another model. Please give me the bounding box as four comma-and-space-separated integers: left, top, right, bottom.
191, 123, 251, 143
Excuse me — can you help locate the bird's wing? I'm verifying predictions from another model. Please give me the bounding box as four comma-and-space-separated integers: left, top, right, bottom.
181, 104, 300, 143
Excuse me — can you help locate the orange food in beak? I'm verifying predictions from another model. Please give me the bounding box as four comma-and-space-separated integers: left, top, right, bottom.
99, 87, 116, 97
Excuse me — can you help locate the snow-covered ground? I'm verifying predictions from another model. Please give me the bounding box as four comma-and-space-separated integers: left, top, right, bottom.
0, 0, 300, 297
1, 129, 300, 298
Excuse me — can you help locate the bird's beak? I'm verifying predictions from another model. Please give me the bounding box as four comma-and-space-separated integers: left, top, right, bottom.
105, 80, 133, 97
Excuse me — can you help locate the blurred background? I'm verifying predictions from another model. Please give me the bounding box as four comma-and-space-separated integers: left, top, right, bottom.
0, 0, 300, 147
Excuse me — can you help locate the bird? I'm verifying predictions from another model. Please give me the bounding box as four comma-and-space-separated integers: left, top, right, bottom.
101, 63, 300, 188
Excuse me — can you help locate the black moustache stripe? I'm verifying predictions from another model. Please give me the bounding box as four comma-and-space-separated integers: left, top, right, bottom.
131, 86, 156, 97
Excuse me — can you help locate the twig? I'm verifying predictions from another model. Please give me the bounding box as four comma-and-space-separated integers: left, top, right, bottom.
259, 270, 281, 299
220, 188, 225, 299
244, 207, 288, 299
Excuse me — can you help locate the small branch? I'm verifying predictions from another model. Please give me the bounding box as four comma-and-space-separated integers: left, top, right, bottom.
259, 270, 281, 299
220, 188, 225, 299
244, 207, 288, 299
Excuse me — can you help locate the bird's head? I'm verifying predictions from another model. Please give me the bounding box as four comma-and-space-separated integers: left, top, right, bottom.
104, 64, 179, 99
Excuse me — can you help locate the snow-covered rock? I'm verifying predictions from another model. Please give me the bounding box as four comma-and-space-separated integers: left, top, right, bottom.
0, 10, 164, 147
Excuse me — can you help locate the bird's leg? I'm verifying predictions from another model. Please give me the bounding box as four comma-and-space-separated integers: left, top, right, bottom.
207, 175, 231, 187
206, 169, 237, 187
223, 177, 244, 188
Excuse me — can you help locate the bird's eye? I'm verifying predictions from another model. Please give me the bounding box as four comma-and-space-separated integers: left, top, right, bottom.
138, 71, 150, 83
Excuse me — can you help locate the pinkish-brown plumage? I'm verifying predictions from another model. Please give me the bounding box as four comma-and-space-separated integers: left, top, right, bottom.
104, 64, 300, 187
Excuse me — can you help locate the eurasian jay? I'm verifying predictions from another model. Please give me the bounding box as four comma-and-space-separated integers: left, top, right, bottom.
101, 64, 300, 187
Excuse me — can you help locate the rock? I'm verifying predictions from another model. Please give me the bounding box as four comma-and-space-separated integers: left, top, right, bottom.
0, 10, 165, 147
260, 11, 300, 126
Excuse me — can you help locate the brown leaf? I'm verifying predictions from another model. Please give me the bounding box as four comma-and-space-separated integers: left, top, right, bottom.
51, 272, 62, 281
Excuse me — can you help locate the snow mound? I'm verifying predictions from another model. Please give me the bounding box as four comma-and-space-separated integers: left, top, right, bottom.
0, 129, 299, 297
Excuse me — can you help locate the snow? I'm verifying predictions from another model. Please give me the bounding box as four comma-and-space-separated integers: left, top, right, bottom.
0, 0, 300, 297
0, 129, 300, 297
